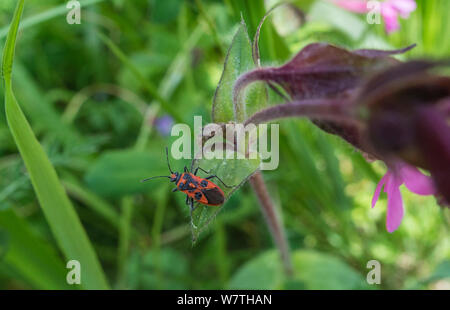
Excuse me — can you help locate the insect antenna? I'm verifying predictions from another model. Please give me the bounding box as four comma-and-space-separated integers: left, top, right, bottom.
141, 147, 176, 183
141, 175, 170, 182
165, 146, 174, 174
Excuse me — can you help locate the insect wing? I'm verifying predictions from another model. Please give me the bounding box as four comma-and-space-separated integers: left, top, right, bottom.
201, 187, 225, 205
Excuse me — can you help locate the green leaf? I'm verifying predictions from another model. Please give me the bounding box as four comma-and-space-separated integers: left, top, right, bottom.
85, 149, 168, 198
228, 250, 284, 289
227, 0, 290, 62
2, 0, 109, 290
193, 18, 268, 241
212, 18, 267, 123
0, 210, 70, 289
228, 250, 367, 290
291, 250, 367, 289
190, 153, 260, 242
242, 80, 269, 123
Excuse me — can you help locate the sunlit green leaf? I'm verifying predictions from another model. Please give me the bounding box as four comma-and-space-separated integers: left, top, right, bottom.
212, 18, 267, 123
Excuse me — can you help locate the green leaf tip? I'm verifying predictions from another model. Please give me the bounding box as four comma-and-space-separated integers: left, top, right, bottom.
2, 0, 25, 83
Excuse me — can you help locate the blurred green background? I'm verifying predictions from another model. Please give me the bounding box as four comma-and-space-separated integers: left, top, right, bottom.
0, 0, 449, 290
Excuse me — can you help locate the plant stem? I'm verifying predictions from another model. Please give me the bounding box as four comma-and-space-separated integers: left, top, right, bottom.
249, 171, 293, 276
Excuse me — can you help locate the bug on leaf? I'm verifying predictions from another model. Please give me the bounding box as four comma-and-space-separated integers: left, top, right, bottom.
141, 147, 234, 216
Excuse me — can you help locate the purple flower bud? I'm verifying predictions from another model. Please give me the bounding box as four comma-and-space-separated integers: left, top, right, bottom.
154, 115, 174, 137
234, 40, 449, 231
361, 61, 450, 205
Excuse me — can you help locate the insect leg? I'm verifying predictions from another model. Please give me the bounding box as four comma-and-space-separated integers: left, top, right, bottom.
193, 165, 235, 188
205, 175, 236, 188
185, 195, 190, 205
172, 187, 178, 192
195, 166, 211, 175
189, 198, 197, 219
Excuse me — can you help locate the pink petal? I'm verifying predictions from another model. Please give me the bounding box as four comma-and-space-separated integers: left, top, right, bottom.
372, 172, 389, 208
332, 0, 369, 13
389, 0, 417, 18
385, 174, 404, 233
400, 165, 436, 196
381, 4, 400, 33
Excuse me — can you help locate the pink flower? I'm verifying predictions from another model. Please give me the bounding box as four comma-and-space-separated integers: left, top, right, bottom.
332, 0, 417, 33
372, 163, 435, 233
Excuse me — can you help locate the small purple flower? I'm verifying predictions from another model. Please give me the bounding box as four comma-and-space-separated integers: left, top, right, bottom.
371, 163, 435, 233
154, 115, 174, 137
332, 0, 417, 33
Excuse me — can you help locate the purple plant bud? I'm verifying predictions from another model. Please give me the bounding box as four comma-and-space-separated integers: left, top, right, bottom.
362, 61, 450, 158
234, 40, 450, 207
361, 62, 450, 204
414, 107, 450, 205
233, 43, 415, 151
234, 43, 416, 158
368, 112, 415, 154
233, 43, 414, 104
154, 115, 174, 137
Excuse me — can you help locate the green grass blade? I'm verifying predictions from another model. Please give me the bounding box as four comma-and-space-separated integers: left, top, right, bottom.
0, 0, 106, 40
2, 0, 109, 290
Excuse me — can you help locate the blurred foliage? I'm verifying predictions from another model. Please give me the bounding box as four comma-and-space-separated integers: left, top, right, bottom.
0, 0, 449, 290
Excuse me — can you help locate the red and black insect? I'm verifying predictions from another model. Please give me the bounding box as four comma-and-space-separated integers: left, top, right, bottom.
141, 147, 234, 215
